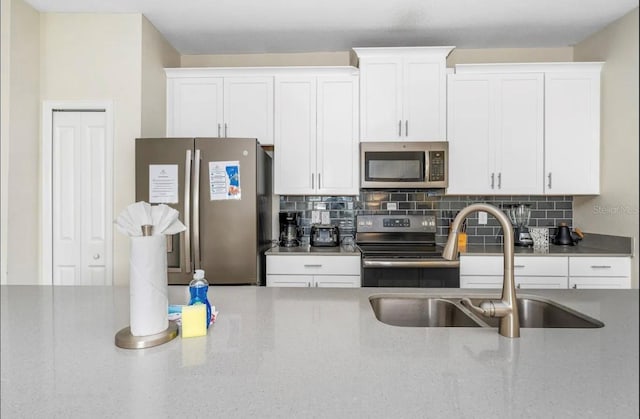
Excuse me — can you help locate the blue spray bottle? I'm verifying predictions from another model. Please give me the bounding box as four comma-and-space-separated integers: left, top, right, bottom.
189, 269, 212, 328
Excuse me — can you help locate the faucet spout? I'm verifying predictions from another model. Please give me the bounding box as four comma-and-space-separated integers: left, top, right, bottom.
442, 203, 520, 338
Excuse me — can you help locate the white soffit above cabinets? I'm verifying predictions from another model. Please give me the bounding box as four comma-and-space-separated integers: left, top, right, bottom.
24, 0, 639, 54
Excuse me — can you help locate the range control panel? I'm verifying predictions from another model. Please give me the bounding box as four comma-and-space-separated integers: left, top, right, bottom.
357, 215, 437, 233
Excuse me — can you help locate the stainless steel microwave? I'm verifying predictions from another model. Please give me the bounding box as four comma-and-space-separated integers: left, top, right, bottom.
360, 141, 448, 189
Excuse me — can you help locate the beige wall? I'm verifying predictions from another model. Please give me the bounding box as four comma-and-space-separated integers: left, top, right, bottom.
181, 51, 351, 67
141, 17, 180, 137
573, 8, 639, 287
0, 0, 40, 284
40, 13, 143, 286
447, 47, 573, 66
0, 0, 10, 284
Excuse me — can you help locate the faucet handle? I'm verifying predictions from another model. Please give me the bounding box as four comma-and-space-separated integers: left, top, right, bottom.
461, 298, 492, 317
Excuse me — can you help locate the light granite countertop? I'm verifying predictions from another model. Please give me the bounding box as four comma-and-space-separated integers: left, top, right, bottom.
1, 285, 638, 418
460, 232, 634, 257
266, 243, 361, 255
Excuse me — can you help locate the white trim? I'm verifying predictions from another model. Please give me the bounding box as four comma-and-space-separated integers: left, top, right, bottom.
454, 62, 605, 74
164, 66, 360, 79
41, 100, 114, 285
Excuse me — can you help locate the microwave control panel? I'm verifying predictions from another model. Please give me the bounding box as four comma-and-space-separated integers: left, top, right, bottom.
428, 151, 446, 182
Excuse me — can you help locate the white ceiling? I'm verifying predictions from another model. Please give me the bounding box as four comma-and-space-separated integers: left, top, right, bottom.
24, 0, 639, 55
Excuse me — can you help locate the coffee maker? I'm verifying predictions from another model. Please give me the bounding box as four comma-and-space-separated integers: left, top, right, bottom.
507, 204, 533, 246
279, 211, 302, 247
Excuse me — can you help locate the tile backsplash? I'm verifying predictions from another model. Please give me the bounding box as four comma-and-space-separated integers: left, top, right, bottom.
279, 190, 573, 245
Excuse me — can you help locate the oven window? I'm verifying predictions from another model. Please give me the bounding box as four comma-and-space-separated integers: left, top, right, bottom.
365, 151, 425, 182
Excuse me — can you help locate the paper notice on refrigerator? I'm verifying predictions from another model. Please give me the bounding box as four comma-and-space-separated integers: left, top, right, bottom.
149, 164, 178, 204
209, 161, 241, 201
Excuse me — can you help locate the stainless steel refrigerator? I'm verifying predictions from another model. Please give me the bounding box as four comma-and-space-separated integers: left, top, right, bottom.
135, 137, 272, 285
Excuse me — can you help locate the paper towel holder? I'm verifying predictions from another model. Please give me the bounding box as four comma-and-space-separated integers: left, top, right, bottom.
115, 323, 178, 349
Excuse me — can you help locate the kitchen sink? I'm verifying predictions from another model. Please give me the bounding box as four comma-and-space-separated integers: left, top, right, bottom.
462, 296, 604, 328
369, 294, 604, 329
369, 295, 483, 327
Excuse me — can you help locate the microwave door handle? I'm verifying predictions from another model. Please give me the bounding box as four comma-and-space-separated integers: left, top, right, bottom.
183, 149, 192, 274
192, 148, 201, 269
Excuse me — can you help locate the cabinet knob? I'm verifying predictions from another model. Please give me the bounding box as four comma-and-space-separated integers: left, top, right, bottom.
547, 172, 552, 189
490, 173, 495, 189
497, 172, 502, 189
217, 123, 221, 137
93, 254, 100, 260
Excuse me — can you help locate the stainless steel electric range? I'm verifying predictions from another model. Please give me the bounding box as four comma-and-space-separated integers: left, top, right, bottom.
355, 214, 460, 287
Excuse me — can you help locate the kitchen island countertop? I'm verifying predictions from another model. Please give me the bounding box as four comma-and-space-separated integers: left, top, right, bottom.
1, 285, 638, 418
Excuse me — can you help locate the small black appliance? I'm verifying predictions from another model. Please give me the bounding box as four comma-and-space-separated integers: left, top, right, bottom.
507, 204, 533, 246
310, 224, 340, 247
279, 211, 302, 247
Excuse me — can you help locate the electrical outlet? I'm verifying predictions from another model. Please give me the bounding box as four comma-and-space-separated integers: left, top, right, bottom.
321, 211, 330, 224
387, 202, 397, 210
478, 211, 488, 225
311, 211, 321, 224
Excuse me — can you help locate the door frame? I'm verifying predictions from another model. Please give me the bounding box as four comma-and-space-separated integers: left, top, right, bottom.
41, 100, 114, 285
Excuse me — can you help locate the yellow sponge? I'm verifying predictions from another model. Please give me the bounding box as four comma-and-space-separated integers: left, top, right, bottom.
181, 304, 207, 338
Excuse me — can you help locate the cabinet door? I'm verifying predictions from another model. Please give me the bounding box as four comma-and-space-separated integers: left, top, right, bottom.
494, 74, 544, 194
274, 76, 317, 195
569, 277, 631, 289
313, 275, 361, 288
403, 58, 446, 140
167, 77, 224, 137
358, 57, 403, 140
447, 74, 494, 194
223, 77, 274, 145
545, 71, 600, 194
267, 275, 312, 287
515, 276, 568, 289
460, 276, 503, 289
316, 75, 359, 195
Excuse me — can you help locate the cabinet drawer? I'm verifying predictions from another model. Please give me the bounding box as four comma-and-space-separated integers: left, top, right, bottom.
267, 255, 360, 275
461, 256, 567, 276
569, 257, 631, 277
460, 256, 503, 275
513, 257, 568, 276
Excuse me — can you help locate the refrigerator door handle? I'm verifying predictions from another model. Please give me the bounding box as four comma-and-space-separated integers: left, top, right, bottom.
184, 149, 192, 273
193, 148, 201, 269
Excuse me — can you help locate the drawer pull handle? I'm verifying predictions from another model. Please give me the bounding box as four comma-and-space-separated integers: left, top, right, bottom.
590, 265, 612, 269
304, 264, 322, 268
514, 265, 525, 268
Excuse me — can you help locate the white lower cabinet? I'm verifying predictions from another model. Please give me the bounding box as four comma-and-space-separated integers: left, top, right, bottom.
266, 255, 361, 288
460, 255, 568, 289
568, 257, 631, 289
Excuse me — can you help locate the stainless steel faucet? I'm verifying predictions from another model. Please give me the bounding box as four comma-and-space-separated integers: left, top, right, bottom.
442, 203, 520, 338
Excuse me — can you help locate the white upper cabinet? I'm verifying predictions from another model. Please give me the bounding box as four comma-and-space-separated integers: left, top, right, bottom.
354, 47, 453, 141
544, 66, 602, 195
447, 72, 544, 195
166, 68, 274, 145
274, 68, 359, 195
447, 62, 603, 196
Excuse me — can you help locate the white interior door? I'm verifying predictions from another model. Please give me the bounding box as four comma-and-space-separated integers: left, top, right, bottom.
52, 111, 110, 285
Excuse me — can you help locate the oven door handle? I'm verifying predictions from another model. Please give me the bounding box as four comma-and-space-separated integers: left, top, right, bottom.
362, 259, 460, 268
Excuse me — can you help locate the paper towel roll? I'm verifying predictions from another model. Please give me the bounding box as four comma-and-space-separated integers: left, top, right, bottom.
129, 235, 168, 336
